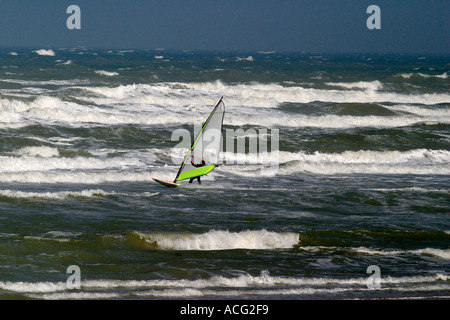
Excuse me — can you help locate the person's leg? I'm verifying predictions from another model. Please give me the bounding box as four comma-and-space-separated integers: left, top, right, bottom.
197, 176, 201, 185
189, 178, 194, 183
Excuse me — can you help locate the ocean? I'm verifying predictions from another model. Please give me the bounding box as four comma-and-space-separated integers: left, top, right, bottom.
0, 48, 448, 300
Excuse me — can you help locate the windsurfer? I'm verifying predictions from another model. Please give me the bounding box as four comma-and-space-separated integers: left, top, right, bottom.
189, 158, 205, 184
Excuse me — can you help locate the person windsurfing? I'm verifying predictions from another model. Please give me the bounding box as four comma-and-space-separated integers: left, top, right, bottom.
189, 157, 205, 184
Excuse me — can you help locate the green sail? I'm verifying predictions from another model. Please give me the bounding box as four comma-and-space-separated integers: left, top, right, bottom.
176, 165, 216, 181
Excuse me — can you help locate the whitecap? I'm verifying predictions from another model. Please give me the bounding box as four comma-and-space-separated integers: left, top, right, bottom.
33, 49, 55, 56
94, 70, 119, 76
132, 229, 299, 250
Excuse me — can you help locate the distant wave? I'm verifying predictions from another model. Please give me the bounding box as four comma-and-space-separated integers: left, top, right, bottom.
398, 72, 448, 79
350, 247, 450, 260
56, 60, 73, 66
0, 78, 91, 86
236, 56, 254, 62
78, 81, 450, 107
2, 93, 448, 129
94, 70, 119, 76
325, 80, 383, 91
5, 96, 449, 130
33, 49, 55, 56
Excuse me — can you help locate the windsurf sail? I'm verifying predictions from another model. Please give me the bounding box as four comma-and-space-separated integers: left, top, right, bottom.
174, 97, 225, 182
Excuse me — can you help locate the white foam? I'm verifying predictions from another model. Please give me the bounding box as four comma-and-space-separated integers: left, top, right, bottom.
0, 281, 67, 293
14, 146, 59, 158
95, 70, 119, 76
0, 145, 447, 184
382, 104, 450, 117
1, 96, 185, 127
413, 248, 450, 260
3, 272, 446, 293
2, 81, 445, 129
236, 56, 254, 62
33, 49, 55, 56
32, 283, 450, 299
326, 80, 383, 91
18, 96, 440, 130
351, 247, 450, 260
2, 272, 447, 299
363, 187, 449, 193
0, 79, 90, 86
0, 189, 114, 199
192, 81, 449, 105
132, 229, 299, 250
78, 81, 450, 108
47, 136, 83, 146
399, 72, 448, 79
0, 79, 450, 128
0, 170, 159, 184
219, 149, 450, 176
0, 145, 155, 183
0, 153, 142, 174
277, 149, 450, 165
56, 60, 72, 66
30, 292, 121, 300
279, 161, 449, 176
226, 113, 448, 128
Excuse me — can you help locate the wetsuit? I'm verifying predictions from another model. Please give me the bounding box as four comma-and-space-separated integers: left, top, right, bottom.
189, 159, 205, 184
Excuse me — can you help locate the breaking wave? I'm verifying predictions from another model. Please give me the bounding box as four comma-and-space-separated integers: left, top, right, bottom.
325, 80, 383, 91
0, 146, 447, 184
1, 271, 447, 299
78, 81, 450, 107
219, 149, 450, 176
0, 93, 448, 129
127, 229, 299, 250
